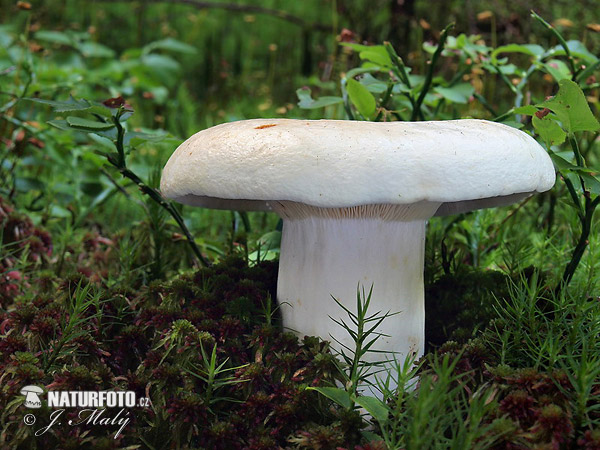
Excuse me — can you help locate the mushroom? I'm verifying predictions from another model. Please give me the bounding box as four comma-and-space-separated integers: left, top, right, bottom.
160, 119, 555, 386
20, 385, 43, 408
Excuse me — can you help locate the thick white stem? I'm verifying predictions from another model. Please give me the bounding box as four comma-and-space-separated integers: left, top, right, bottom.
275, 204, 438, 389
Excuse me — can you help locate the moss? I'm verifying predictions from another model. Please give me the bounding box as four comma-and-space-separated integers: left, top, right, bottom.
0, 246, 357, 448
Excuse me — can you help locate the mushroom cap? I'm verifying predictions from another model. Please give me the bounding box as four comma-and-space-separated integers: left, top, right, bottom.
160, 119, 555, 216
20, 385, 43, 394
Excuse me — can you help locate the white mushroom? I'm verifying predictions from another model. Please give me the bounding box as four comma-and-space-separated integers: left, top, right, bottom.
20, 385, 43, 408
160, 119, 555, 387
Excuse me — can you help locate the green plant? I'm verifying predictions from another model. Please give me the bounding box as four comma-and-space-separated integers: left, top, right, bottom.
27, 95, 211, 267
381, 353, 502, 450
483, 272, 600, 371
184, 342, 249, 413
40, 280, 103, 371
310, 285, 397, 404
559, 344, 600, 431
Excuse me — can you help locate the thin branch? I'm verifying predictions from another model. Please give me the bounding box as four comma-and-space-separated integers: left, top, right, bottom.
560, 197, 595, 288
530, 11, 578, 77
411, 23, 454, 121
111, 112, 211, 267
384, 42, 411, 88
473, 92, 497, 116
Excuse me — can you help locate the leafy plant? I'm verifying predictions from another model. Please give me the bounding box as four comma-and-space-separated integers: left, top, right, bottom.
26, 95, 211, 267
185, 342, 249, 412
313, 285, 397, 401
40, 280, 103, 371
522, 78, 600, 288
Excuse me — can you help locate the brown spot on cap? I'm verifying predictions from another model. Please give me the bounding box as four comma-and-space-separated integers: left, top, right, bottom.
254, 124, 277, 129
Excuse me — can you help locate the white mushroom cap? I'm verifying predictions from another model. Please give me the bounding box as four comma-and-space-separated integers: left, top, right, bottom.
20, 385, 43, 394
160, 118, 555, 216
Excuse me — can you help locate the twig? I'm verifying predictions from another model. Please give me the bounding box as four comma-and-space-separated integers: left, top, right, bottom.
559, 137, 598, 290
560, 196, 598, 289
473, 93, 497, 116
530, 11, 578, 78
384, 42, 411, 88
411, 23, 454, 121
110, 112, 211, 267
492, 63, 518, 95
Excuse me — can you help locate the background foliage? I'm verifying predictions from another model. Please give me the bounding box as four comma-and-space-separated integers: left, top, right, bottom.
1, 0, 599, 448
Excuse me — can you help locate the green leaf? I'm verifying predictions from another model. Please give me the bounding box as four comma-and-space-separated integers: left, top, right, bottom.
308, 387, 353, 410
565, 40, 598, 63
408, 74, 424, 88
433, 83, 474, 104
27, 96, 90, 113
88, 133, 115, 150
358, 46, 392, 67
257, 231, 281, 250
359, 73, 389, 94
346, 78, 376, 118
353, 396, 389, 423
499, 120, 524, 129
66, 116, 115, 131
78, 42, 115, 58
491, 43, 544, 61
50, 205, 73, 218
446, 33, 490, 56
127, 130, 167, 147
548, 152, 578, 171
296, 88, 343, 109
87, 104, 114, 118
543, 59, 571, 82
391, 83, 411, 94
47, 119, 71, 131
34, 30, 73, 46
513, 105, 539, 116
498, 63, 519, 75
532, 115, 567, 147
0, 25, 14, 48
139, 54, 181, 86
147, 86, 169, 105
14, 177, 45, 192
341, 43, 379, 53
548, 40, 598, 65
247, 249, 279, 265
580, 173, 600, 195
541, 79, 600, 134
576, 60, 600, 85
144, 37, 197, 55
346, 67, 382, 79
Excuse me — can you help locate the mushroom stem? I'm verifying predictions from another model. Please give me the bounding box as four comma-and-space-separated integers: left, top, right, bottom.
274, 202, 440, 389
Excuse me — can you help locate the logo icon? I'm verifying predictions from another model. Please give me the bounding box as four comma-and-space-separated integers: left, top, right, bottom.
20, 385, 44, 409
